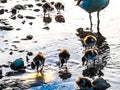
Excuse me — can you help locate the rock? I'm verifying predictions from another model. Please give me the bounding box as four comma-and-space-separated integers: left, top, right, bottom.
36, 3, 42, 7
16, 28, 21, 31
0, 9, 4, 15
27, 51, 33, 56
11, 8, 17, 15
9, 51, 13, 55
33, 9, 40, 12
10, 15, 16, 20
43, 26, 50, 30
0, 25, 14, 31
13, 4, 26, 10
17, 14, 24, 19
25, 16, 35, 19
26, 35, 33, 40
1, 0, 7, 3
55, 14, 65, 23
25, 4, 33, 8
12, 41, 20, 43
29, 22, 33, 25
18, 50, 25, 53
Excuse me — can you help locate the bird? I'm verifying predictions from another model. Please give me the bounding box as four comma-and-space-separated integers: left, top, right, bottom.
83, 34, 97, 48
58, 49, 70, 68
76, 77, 110, 90
75, 0, 110, 32
31, 52, 46, 73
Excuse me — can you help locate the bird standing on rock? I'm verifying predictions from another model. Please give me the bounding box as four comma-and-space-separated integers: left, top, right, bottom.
75, 0, 110, 32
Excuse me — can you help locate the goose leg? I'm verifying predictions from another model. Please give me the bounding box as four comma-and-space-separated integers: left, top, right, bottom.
97, 11, 100, 33
89, 13, 93, 32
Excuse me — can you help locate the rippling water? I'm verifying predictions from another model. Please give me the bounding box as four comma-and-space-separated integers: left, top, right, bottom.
0, 0, 120, 90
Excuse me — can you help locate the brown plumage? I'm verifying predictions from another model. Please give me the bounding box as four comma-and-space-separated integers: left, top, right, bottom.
31, 52, 46, 73
54, 2, 64, 12
58, 49, 70, 68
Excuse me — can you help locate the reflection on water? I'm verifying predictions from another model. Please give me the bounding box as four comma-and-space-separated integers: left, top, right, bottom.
76, 28, 110, 78
58, 68, 72, 80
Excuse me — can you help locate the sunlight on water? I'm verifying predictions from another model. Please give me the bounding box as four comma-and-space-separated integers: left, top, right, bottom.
22, 72, 56, 83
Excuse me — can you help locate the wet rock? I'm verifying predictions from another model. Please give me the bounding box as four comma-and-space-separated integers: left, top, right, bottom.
9, 51, 13, 55
4, 40, 8, 42
18, 50, 25, 53
16, 28, 21, 31
55, 14, 65, 23
33, 9, 40, 12
5, 70, 26, 76
12, 41, 20, 43
26, 34, 33, 40
0, 25, 14, 31
43, 26, 50, 30
21, 20, 26, 24
1, 0, 7, 3
11, 8, 17, 15
10, 15, 16, 20
36, 3, 42, 7
29, 22, 33, 25
27, 51, 33, 56
0, 19, 10, 25
17, 14, 24, 19
25, 16, 35, 19
24, 4, 33, 8
13, 4, 26, 10
0, 69, 3, 79
0, 9, 4, 15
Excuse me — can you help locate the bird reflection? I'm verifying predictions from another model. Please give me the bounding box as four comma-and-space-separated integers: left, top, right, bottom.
30, 72, 45, 87
58, 68, 72, 80
76, 28, 110, 78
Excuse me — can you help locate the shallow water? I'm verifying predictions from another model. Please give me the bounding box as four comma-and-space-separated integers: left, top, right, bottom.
0, 0, 120, 90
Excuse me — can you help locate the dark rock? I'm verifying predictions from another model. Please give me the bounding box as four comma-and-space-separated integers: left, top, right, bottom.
0, 9, 4, 15
6, 70, 26, 76
36, 3, 42, 7
12, 41, 20, 43
9, 51, 13, 55
10, 15, 16, 20
26, 35, 33, 40
0, 26, 14, 31
21, 20, 26, 24
16, 28, 21, 31
29, 22, 33, 25
17, 14, 24, 19
18, 50, 25, 53
1, 64, 9, 68
55, 14, 65, 23
27, 52, 33, 56
43, 26, 50, 30
11, 8, 17, 15
25, 16, 35, 19
3, 40, 8, 42
33, 9, 40, 12
1, 0, 7, 3
13, 4, 26, 10
25, 4, 33, 8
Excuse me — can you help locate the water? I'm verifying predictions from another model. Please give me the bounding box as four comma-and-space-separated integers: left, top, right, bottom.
0, 0, 120, 90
